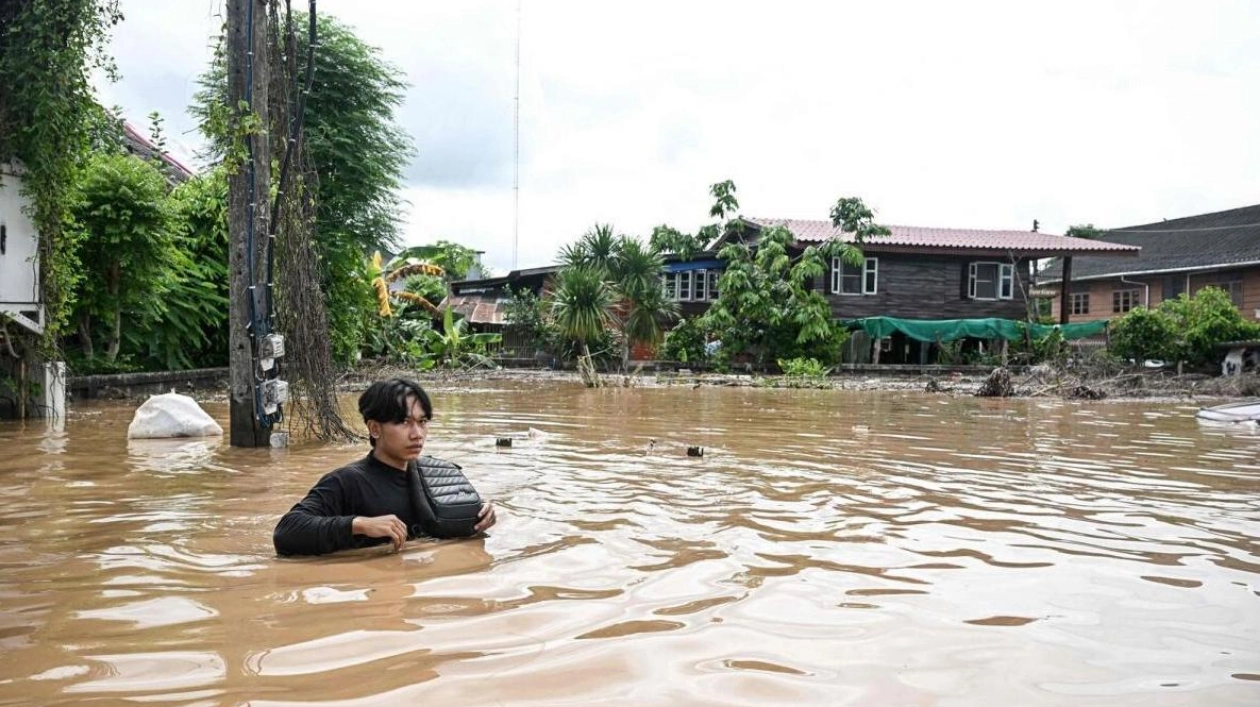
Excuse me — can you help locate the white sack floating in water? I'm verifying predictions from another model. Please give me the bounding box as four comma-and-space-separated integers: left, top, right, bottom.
127, 392, 224, 439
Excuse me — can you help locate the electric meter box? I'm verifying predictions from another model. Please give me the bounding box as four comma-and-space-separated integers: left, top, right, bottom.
258, 334, 285, 360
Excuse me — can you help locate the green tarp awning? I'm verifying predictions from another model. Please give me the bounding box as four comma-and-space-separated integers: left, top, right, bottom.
840, 316, 1108, 343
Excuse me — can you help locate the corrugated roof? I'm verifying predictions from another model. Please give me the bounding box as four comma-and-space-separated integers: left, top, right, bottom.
743, 217, 1140, 255
1038, 204, 1260, 282
444, 293, 508, 325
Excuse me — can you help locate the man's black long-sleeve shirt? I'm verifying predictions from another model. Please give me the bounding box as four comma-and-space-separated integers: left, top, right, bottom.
273, 453, 426, 556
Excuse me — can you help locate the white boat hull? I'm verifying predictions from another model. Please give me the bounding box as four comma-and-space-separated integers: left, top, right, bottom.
1196, 399, 1260, 424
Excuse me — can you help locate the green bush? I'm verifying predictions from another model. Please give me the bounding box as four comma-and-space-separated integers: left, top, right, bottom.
660, 317, 708, 363
778, 357, 830, 378
503, 286, 559, 356
1110, 287, 1260, 371
1109, 307, 1172, 364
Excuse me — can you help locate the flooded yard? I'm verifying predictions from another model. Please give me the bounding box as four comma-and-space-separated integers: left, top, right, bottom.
1, 382, 1258, 705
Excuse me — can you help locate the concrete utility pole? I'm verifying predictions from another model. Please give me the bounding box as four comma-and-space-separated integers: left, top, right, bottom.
227, 0, 272, 447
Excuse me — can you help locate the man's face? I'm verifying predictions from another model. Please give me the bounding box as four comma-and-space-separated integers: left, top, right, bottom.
371, 396, 428, 467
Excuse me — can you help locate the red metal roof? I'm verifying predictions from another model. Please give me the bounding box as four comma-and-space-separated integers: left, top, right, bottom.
744, 217, 1141, 254
122, 122, 195, 182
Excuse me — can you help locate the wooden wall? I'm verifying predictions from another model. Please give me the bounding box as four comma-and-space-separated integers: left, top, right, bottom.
816, 254, 1033, 320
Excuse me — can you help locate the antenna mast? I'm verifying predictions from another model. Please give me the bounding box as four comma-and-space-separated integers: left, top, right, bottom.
512, 0, 521, 269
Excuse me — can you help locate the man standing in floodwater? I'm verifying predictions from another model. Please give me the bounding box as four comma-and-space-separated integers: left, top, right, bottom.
272, 378, 497, 556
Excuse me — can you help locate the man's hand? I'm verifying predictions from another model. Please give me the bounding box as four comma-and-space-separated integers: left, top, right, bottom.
474, 502, 497, 533
352, 514, 408, 551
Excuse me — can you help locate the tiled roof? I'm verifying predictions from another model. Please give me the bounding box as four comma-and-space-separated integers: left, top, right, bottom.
122, 122, 194, 183
1038, 204, 1260, 282
444, 293, 507, 325
743, 217, 1140, 255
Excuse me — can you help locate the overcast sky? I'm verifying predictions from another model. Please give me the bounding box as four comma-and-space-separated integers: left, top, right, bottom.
97, 0, 1260, 274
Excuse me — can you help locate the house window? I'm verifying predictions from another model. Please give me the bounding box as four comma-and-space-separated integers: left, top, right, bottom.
1221, 280, 1244, 307
968, 262, 1014, 300
1070, 293, 1090, 315
831, 257, 878, 295
662, 269, 721, 302
1112, 288, 1141, 313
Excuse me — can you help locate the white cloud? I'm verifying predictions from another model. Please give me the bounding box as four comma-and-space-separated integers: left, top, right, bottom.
99, 0, 1260, 273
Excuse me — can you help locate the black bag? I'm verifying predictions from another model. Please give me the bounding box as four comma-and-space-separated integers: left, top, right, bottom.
407, 456, 483, 538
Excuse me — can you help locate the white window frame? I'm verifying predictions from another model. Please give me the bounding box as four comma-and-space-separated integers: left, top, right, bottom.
1112, 288, 1140, 313
968, 262, 1014, 301
662, 269, 723, 302
831, 257, 878, 296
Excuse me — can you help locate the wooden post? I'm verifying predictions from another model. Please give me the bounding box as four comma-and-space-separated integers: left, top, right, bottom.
1058, 256, 1073, 326
227, 0, 272, 447
872, 338, 882, 364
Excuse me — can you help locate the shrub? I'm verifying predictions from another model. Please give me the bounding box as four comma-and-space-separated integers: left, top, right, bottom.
1109, 307, 1173, 365
660, 317, 708, 363
778, 357, 830, 378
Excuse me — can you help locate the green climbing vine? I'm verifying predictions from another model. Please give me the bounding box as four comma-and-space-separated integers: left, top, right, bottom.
0, 0, 123, 349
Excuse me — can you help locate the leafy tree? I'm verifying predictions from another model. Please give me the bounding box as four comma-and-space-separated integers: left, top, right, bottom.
831, 197, 892, 243
387, 240, 485, 314
122, 169, 231, 370
1065, 224, 1105, 239
366, 251, 443, 318
193, 13, 414, 363
649, 180, 741, 260
552, 226, 679, 370
697, 195, 885, 368
394, 241, 484, 281
503, 286, 557, 355
701, 225, 846, 367
68, 152, 176, 365
549, 264, 615, 362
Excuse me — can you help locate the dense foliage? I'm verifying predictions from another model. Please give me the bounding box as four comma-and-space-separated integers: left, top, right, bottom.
503, 286, 558, 356
0, 0, 123, 343
68, 152, 175, 365
659, 316, 708, 364
194, 13, 414, 363
1110, 287, 1260, 369
695, 194, 885, 368
551, 225, 679, 368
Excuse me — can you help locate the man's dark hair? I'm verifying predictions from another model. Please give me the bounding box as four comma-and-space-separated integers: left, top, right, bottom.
358, 379, 432, 446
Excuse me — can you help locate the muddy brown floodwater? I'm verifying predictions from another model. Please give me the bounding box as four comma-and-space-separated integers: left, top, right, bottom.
1, 382, 1259, 706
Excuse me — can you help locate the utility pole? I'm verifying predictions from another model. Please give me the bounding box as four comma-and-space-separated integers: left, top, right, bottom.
227, 0, 272, 447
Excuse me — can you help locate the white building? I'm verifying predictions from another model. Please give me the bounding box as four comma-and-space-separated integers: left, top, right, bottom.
1, 161, 65, 420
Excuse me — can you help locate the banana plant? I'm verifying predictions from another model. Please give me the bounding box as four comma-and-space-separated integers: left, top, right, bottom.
424, 306, 503, 368
366, 250, 445, 317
